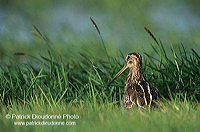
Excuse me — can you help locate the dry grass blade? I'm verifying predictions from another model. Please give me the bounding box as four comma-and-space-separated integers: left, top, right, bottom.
32, 24, 53, 45
32, 24, 44, 38
144, 27, 159, 45
79, 52, 94, 65
90, 17, 101, 35
14, 52, 26, 55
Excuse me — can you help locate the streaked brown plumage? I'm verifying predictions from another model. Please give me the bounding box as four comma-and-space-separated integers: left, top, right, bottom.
107, 53, 158, 109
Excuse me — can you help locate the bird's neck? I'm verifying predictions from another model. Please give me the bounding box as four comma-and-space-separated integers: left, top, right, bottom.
127, 67, 144, 83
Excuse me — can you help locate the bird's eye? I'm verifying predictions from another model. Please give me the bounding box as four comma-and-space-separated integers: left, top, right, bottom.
126, 55, 130, 60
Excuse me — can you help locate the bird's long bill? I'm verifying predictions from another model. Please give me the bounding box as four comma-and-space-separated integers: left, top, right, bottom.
107, 65, 128, 86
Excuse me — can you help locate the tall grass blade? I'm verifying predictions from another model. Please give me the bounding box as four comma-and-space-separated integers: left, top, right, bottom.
144, 27, 159, 45
90, 17, 110, 64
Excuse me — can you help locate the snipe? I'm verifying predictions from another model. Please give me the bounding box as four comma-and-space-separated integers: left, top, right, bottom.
107, 53, 158, 109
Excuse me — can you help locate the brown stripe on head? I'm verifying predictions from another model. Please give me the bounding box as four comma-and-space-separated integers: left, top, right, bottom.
126, 52, 142, 62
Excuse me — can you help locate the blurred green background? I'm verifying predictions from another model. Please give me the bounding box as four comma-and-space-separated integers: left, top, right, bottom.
0, 0, 200, 60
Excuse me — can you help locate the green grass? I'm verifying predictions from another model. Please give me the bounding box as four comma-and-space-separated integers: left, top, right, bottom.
0, 26, 200, 132
1, 97, 200, 132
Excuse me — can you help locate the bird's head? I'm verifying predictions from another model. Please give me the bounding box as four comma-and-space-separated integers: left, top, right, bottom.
107, 52, 142, 86
125, 52, 142, 69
